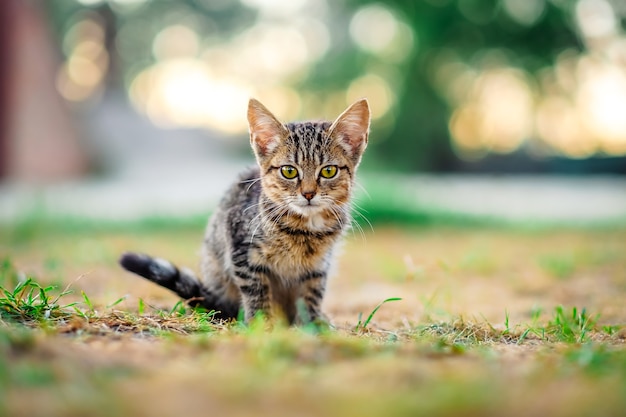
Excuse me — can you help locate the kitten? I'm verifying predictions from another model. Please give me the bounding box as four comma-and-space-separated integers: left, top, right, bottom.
120, 98, 370, 324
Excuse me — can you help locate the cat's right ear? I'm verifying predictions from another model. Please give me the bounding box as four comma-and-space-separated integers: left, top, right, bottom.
247, 98, 288, 158
328, 98, 370, 162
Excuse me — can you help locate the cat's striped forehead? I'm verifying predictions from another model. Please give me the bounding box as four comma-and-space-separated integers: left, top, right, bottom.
283, 121, 334, 164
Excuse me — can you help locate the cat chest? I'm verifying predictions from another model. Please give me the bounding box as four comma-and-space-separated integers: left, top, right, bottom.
251, 235, 335, 281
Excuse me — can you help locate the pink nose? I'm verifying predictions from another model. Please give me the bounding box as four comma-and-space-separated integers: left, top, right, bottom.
302, 191, 316, 201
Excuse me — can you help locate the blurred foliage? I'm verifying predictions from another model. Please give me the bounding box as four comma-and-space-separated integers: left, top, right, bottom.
42, 0, 625, 171
43, 0, 256, 82
336, 0, 582, 170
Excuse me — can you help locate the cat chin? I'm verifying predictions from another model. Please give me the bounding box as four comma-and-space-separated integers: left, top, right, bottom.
290, 205, 336, 231
289, 203, 324, 217
289, 202, 335, 224
290, 206, 332, 231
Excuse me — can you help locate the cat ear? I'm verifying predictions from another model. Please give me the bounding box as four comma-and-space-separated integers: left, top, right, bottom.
329, 98, 370, 160
247, 98, 288, 158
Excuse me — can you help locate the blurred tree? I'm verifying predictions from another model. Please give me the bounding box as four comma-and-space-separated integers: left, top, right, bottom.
43, 0, 255, 92
0, 0, 15, 178
43, 0, 620, 173
309, 0, 583, 171
1, 0, 87, 182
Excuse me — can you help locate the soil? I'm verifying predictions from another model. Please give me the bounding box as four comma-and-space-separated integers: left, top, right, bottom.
3, 225, 626, 417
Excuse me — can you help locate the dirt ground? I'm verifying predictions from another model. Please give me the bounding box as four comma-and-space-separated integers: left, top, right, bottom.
330, 227, 626, 326
11, 225, 622, 329
2, 224, 626, 417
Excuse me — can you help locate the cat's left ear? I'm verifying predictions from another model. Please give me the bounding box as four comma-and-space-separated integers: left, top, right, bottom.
248, 98, 288, 158
329, 98, 370, 162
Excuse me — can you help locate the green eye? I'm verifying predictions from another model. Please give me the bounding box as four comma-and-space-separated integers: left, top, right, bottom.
280, 165, 298, 179
320, 165, 338, 179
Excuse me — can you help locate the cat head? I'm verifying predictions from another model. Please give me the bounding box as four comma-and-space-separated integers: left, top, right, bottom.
247, 98, 370, 218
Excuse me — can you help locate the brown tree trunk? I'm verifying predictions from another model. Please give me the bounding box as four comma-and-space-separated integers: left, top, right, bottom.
3, 0, 88, 182
0, 0, 13, 178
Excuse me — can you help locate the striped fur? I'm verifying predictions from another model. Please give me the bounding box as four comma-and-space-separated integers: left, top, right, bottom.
120, 98, 370, 324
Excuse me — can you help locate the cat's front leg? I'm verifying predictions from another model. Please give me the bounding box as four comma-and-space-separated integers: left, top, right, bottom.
297, 271, 327, 324
235, 271, 272, 322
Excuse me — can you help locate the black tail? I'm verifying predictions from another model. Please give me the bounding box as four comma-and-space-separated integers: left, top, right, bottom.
119, 252, 203, 300
119, 252, 239, 319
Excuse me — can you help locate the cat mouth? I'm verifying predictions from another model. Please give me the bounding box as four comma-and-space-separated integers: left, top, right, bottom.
290, 202, 324, 216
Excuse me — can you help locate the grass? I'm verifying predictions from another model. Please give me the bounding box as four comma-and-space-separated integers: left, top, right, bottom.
0, 260, 75, 323
1, 220, 626, 417
354, 297, 402, 332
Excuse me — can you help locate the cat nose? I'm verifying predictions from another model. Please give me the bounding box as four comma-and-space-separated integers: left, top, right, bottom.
302, 191, 316, 201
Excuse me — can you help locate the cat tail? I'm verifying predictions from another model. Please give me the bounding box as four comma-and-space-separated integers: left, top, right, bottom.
119, 252, 204, 302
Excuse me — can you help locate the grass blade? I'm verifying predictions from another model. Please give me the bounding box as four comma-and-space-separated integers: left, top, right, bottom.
106, 295, 127, 309
356, 297, 402, 331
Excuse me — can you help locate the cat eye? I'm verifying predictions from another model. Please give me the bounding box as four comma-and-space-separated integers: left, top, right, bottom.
280, 165, 298, 179
320, 165, 338, 179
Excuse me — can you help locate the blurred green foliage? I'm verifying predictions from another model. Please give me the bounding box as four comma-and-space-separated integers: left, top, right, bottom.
43, 0, 606, 171
310, 0, 588, 170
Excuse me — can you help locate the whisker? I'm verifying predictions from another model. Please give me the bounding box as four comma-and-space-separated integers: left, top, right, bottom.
249, 200, 290, 243
352, 207, 374, 233
351, 200, 371, 215
350, 200, 374, 233
240, 177, 262, 193
327, 205, 345, 231
354, 180, 371, 201
239, 177, 261, 184
330, 202, 363, 241
243, 201, 263, 214
346, 208, 366, 241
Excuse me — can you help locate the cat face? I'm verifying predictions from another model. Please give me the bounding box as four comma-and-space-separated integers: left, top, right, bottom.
247, 99, 370, 218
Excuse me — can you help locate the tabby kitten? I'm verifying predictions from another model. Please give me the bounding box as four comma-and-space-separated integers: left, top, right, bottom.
120, 98, 370, 324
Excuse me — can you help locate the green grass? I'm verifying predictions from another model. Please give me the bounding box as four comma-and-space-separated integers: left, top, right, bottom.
0, 260, 76, 323
0, 261, 620, 346
355, 297, 402, 332
0, 277, 612, 344
1, 221, 626, 417
546, 306, 598, 343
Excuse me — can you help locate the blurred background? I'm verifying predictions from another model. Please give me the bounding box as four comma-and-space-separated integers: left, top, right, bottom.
1, 0, 625, 223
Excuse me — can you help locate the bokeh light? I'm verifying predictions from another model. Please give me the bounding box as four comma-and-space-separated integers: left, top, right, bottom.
152, 25, 200, 61
129, 59, 250, 132
347, 74, 395, 120
436, 0, 626, 160
50, 0, 626, 162
56, 15, 108, 102
349, 4, 415, 62
119, 0, 338, 132
577, 60, 626, 155
576, 0, 618, 39
502, 0, 546, 26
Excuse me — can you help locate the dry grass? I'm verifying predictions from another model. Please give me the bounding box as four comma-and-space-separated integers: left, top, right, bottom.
1, 222, 626, 417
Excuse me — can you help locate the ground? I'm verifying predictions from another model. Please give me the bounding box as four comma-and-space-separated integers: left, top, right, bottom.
1, 222, 626, 417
